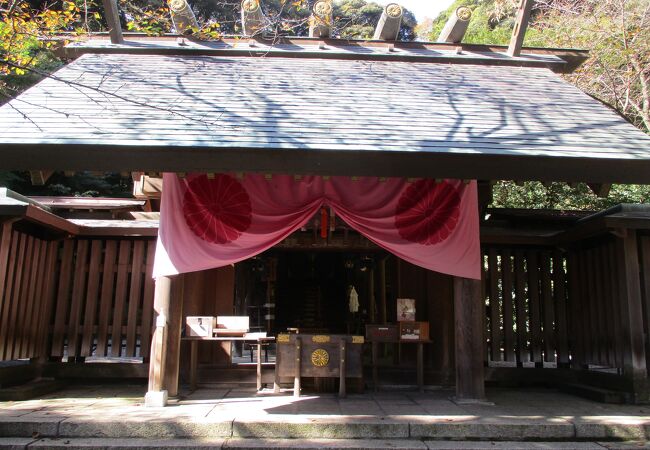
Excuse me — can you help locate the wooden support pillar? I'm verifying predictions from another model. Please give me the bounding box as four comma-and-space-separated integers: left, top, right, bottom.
339, 340, 346, 398
615, 232, 649, 402
163, 275, 184, 398
453, 277, 486, 402
145, 275, 172, 407
101, 0, 124, 44
368, 266, 376, 323
507, 0, 533, 57
379, 258, 387, 324
294, 337, 302, 398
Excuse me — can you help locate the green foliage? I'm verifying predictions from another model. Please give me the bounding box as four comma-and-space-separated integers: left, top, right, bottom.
333, 0, 417, 40
427, 0, 522, 45
492, 181, 650, 210
0, 172, 132, 197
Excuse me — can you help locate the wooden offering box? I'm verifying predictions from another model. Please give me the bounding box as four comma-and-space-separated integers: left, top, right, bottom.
365, 324, 399, 342
399, 321, 429, 341
275, 334, 364, 397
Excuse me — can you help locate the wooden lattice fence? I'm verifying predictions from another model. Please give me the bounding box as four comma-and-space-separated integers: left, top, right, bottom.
483, 247, 570, 367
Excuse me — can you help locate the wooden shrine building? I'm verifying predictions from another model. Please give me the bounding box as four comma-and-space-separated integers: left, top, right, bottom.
0, 0, 650, 407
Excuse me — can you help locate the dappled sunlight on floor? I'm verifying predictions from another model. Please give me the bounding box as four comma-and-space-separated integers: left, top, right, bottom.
2, 386, 650, 428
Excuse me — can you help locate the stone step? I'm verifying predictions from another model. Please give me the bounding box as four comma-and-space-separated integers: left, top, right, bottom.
2, 417, 650, 442
559, 383, 632, 404
0, 378, 64, 401
2, 438, 648, 450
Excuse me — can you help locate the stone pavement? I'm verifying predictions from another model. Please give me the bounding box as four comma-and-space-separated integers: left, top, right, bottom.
1, 386, 650, 449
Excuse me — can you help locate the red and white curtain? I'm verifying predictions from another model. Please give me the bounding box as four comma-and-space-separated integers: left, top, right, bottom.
153, 173, 481, 280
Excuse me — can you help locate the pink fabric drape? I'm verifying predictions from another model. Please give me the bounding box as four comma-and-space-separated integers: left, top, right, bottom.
153, 173, 481, 280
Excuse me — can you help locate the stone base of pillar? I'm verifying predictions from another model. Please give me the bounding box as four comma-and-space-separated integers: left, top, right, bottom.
144, 390, 168, 407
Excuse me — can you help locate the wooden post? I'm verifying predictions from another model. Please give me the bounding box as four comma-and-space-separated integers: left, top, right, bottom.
339, 339, 346, 398
507, 0, 533, 57
379, 258, 387, 324
256, 342, 262, 391
453, 277, 486, 402
371, 341, 379, 392
145, 275, 172, 407
190, 339, 198, 391
368, 266, 376, 323
294, 337, 302, 398
163, 275, 184, 398
417, 342, 424, 392
615, 232, 649, 402
101, 0, 124, 44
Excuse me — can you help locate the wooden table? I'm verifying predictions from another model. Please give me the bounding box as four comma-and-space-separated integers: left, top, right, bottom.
183, 336, 275, 391
369, 339, 432, 392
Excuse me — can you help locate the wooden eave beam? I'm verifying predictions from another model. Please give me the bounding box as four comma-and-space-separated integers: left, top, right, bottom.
2, 144, 649, 185
23, 204, 80, 234
76, 226, 158, 237
101, 0, 124, 44
62, 35, 589, 73
0, 204, 79, 235
507, 0, 534, 57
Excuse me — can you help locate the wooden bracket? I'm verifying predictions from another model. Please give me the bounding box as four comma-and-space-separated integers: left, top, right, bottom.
587, 183, 612, 198
29, 170, 54, 186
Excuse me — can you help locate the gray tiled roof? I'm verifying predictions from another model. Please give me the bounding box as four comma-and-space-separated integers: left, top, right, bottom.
1, 53, 649, 182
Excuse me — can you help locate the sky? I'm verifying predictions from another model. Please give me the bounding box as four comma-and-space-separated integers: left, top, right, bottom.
375, 0, 456, 21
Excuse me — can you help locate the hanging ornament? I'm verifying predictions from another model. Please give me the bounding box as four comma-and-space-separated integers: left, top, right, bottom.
348, 286, 359, 313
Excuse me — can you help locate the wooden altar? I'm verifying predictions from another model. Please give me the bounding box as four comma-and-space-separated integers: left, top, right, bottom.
273, 334, 364, 398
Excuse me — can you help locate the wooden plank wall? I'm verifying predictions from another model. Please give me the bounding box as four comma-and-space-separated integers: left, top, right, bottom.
566, 238, 626, 371
0, 225, 58, 361
483, 246, 570, 367
49, 238, 156, 360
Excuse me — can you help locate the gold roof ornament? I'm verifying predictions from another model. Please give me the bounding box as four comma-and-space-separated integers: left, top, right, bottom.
167, 0, 198, 34
456, 6, 472, 21
242, 0, 259, 12
313, 0, 332, 17
310, 0, 333, 37
386, 3, 402, 18
241, 0, 266, 36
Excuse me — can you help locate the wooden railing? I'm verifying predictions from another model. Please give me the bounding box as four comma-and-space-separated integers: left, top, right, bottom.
566, 238, 623, 370
483, 247, 570, 367
49, 238, 157, 360
0, 227, 58, 361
